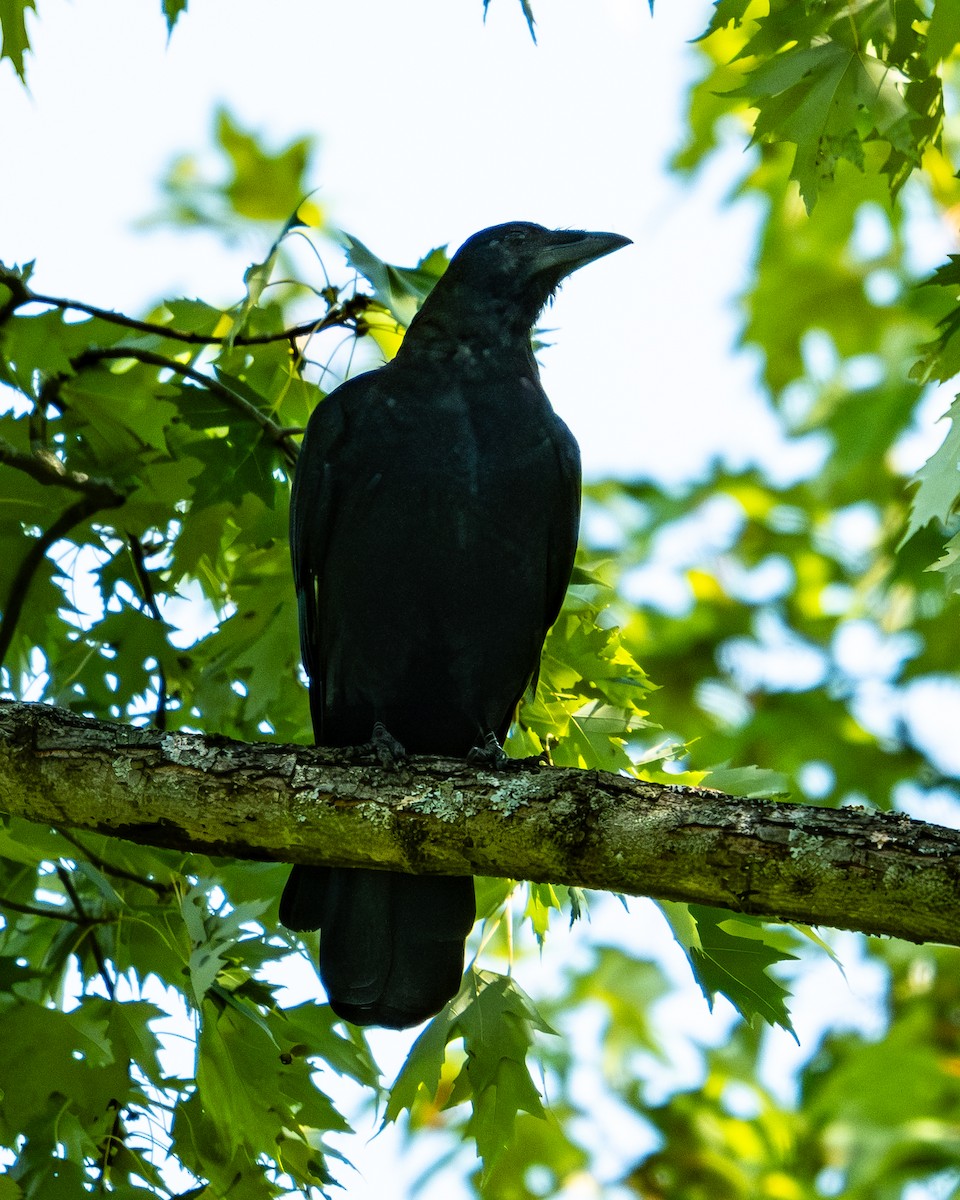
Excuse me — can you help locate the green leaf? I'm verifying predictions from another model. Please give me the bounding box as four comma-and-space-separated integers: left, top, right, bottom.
387, 969, 555, 1175
185, 991, 348, 1192
901, 396, 960, 544
162, 0, 188, 35
704, 763, 791, 799
927, 0, 960, 64
179, 882, 271, 1004
737, 40, 914, 210
696, 0, 752, 41
0, 0, 36, 83
929, 528, 960, 591
660, 902, 798, 1037
337, 230, 449, 326
524, 881, 562, 944
218, 107, 314, 222
517, 589, 654, 773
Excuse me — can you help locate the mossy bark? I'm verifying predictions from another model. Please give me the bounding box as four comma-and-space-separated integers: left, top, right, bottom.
1, 700, 958, 945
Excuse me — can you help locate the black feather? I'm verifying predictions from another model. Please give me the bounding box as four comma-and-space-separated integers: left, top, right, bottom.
281, 222, 631, 1028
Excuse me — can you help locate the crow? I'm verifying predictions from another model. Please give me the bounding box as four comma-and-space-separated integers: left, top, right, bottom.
279, 222, 631, 1028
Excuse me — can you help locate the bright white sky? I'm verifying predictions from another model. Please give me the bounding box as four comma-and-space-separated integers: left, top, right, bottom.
1, 2, 954, 1196
0, 0, 796, 482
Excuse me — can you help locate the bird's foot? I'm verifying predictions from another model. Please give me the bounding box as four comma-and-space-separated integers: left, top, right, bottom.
347, 722, 407, 769
468, 733, 548, 772
369, 722, 407, 768
467, 732, 510, 768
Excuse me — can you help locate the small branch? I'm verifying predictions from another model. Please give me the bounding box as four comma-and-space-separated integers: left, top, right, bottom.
0, 493, 126, 668
53, 825, 174, 896
0, 436, 125, 502
57, 862, 116, 999
2, 700, 960, 948
97, 1100, 125, 1194
0, 265, 370, 347
70, 347, 300, 469
0, 893, 111, 923
126, 534, 168, 731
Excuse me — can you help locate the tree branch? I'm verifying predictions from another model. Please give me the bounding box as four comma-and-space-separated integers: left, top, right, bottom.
0, 893, 110, 923
53, 826, 173, 896
0, 263, 370, 347
0, 699, 958, 947
125, 533, 168, 731
0, 493, 126, 668
0, 436, 126, 502
69, 347, 301, 469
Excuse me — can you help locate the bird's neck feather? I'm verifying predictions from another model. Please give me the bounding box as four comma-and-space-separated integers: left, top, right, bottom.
396, 283, 547, 374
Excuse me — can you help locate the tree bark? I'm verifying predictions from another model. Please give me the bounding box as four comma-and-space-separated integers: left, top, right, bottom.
1, 699, 958, 946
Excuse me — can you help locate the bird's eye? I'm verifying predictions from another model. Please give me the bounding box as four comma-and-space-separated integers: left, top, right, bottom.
502, 230, 526, 244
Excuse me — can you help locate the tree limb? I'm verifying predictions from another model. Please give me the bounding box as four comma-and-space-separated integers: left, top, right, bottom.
0, 494, 126, 668
0, 263, 371, 347
0, 699, 958, 947
0, 436, 125, 501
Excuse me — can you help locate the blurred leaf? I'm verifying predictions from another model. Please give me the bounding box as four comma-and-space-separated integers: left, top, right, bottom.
0, 0, 36, 83
161, 0, 187, 35
927, 0, 960, 64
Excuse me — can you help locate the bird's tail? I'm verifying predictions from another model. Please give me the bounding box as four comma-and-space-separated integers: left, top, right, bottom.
279, 865, 476, 1029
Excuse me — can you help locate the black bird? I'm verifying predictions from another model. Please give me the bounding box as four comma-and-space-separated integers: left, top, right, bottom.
279, 222, 631, 1028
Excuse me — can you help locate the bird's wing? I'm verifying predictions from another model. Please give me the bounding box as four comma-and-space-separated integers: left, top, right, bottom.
289, 378, 360, 737
544, 414, 582, 632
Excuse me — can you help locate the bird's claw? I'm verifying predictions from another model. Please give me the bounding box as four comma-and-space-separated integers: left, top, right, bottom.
346, 722, 407, 769
467, 732, 509, 768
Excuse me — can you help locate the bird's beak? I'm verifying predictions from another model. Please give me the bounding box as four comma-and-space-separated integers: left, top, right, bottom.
535, 230, 632, 276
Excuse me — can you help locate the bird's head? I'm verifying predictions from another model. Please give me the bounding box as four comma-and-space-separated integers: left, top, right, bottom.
401, 222, 631, 357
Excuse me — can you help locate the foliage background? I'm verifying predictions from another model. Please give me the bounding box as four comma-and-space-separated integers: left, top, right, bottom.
2, 0, 960, 1197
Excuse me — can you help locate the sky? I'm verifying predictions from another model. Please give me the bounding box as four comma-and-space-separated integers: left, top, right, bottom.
0, 0, 798, 483
1, 1, 954, 1196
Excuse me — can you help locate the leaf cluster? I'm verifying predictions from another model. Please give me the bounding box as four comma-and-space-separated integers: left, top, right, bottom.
0, 817, 378, 1195
693, 0, 954, 212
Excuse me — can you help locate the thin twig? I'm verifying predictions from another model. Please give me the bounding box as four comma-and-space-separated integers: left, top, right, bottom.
0, 492, 125, 669
97, 1099, 128, 1195
0, 893, 111, 923
0, 436, 125, 501
126, 533, 168, 731
97, 1100, 125, 1193
0, 266, 370, 347
57, 863, 116, 999
54, 826, 174, 897
70, 346, 301, 469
